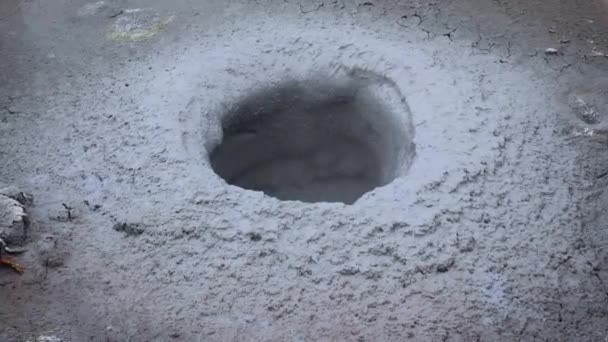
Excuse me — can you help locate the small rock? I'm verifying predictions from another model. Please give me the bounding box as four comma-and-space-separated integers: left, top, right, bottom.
113, 222, 144, 236
544, 48, 559, 55
436, 257, 456, 273
0, 193, 29, 245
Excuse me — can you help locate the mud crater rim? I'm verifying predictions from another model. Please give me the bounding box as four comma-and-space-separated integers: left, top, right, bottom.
209, 72, 415, 204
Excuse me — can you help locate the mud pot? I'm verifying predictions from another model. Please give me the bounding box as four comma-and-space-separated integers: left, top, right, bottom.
1, 0, 608, 341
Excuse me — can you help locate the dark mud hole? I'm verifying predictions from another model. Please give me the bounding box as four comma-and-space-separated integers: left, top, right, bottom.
210, 75, 415, 204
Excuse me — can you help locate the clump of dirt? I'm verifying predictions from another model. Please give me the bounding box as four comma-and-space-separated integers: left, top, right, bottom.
0, 188, 31, 245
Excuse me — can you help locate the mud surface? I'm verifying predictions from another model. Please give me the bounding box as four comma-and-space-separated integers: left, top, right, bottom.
1, 0, 608, 341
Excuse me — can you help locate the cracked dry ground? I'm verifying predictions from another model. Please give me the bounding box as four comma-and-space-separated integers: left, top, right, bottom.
1, 0, 608, 341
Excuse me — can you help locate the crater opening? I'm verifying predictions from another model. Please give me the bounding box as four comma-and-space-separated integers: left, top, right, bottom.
210, 70, 415, 204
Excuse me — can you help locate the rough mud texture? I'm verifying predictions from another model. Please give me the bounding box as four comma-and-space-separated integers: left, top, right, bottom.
1, 0, 608, 341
